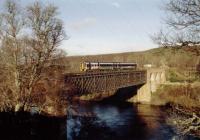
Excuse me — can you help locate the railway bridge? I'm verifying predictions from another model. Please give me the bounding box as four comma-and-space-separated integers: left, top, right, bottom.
65, 68, 166, 103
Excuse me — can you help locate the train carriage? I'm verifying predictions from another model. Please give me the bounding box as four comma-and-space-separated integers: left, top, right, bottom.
80, 62, 137, 72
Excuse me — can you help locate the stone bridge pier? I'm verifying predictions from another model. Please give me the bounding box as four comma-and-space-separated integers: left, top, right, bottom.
130, 68, 166, 103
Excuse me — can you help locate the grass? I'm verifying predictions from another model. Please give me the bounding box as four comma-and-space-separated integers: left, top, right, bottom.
168, 70, 186, 82
152, 84, 200, 108
167, 68, 199, 83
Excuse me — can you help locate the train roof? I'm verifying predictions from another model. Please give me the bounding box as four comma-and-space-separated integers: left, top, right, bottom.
83, 62, 137, 64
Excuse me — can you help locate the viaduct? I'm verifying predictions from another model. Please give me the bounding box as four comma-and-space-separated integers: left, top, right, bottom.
65, 68, 166, 103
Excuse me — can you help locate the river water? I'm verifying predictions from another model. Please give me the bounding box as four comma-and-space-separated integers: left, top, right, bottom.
0, 102, 199, 140
67, 102, 199, 140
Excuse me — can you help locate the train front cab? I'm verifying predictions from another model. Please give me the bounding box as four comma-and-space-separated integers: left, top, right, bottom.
80, 62, 87, 72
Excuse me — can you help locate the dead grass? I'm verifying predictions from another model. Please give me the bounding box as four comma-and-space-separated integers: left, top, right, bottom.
152, 84, 200, 108
152, 84, 200, 137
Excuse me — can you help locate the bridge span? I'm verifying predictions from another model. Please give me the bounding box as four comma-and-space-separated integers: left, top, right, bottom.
65, 70, 146, 94
65, 68, 166, 103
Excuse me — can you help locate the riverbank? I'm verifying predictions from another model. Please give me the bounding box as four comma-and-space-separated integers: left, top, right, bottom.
151, 82, 200, 137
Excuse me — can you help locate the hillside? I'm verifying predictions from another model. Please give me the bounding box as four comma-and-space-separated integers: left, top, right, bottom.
59, 47, 198, 73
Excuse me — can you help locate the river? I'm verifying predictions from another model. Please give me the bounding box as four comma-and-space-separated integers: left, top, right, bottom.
67, 102, 199, 140
0, 102, 199, 140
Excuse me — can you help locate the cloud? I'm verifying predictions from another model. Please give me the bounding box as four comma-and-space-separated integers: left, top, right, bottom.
111, 2, 120, 8
68, 17, 97, 31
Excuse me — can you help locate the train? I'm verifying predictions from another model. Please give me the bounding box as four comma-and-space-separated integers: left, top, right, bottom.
80, 62, 137, 72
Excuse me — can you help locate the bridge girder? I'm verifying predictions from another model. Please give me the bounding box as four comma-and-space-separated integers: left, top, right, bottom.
65, 70, 147, 95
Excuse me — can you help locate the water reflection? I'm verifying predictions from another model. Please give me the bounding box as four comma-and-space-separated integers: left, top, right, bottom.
67, 104, 174, 140
67, 103, 199, 140
0, 104, 199, 140
136, 105, 175, 140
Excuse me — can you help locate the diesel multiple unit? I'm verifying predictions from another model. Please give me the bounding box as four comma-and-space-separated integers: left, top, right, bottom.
80, 62, 137, 72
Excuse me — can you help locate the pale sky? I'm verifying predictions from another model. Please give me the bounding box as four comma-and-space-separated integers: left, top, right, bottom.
0, 0, 165, 56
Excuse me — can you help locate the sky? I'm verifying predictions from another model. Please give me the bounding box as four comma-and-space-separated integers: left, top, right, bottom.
0, 0, 165, 56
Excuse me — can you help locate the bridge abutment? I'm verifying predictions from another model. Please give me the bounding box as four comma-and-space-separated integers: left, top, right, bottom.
129, 68, 166, 103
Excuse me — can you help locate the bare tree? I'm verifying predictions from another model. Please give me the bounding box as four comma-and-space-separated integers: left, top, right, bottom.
166, 0, 200, 31
151, 0, 200, 79
153, 0, 200, 57
0, 0, 65, 111
152, 0, 200, 136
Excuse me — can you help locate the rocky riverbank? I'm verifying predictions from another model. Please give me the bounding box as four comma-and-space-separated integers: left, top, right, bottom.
151, 83, 200, 137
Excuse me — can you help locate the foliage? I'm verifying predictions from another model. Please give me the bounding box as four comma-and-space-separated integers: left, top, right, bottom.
167, 69, 198, 83
0, 0, 66, 112
168, 70, 186, 82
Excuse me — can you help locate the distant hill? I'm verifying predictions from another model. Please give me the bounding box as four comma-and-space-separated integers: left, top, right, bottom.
56, 47, 198, 73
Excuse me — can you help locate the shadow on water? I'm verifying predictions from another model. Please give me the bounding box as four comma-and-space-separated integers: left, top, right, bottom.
101, 85, 141, 103
67, 103, 160, 140
0, 112, 67, 140
0, 105, 199, 140
67, 103, 146, 140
